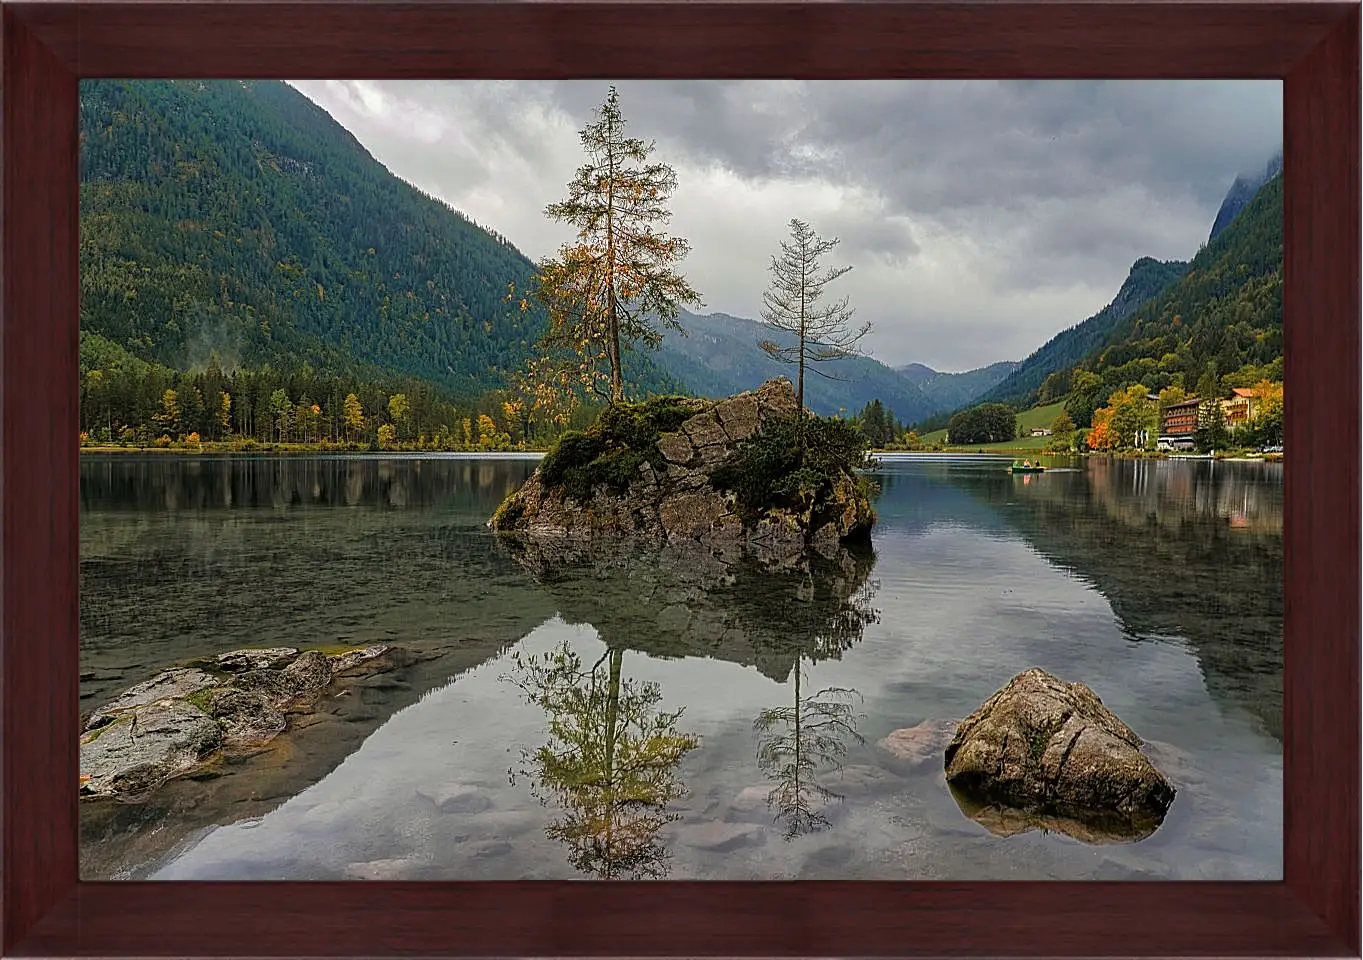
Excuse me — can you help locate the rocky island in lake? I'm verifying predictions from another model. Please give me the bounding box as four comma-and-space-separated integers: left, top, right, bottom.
488, 378, 876, 558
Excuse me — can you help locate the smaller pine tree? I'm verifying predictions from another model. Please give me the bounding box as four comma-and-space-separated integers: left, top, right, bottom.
757, 218, 871, 413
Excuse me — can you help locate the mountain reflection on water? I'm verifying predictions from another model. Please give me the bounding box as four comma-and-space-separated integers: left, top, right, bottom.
78, 453, 1282, 881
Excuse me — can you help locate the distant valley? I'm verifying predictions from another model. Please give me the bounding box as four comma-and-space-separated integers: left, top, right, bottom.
653, 310, 1017, 423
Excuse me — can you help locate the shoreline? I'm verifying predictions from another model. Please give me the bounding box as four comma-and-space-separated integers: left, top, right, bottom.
872, 449, 1282, 463
77, 445, 1282, 464
79, 443, 548, 457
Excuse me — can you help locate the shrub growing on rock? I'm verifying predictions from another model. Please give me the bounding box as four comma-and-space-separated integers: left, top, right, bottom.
538, 395, 706, 501
709, 415, 874, 525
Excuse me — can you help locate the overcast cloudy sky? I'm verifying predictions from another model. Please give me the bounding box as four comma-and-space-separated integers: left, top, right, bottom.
289, 80, 1280, 371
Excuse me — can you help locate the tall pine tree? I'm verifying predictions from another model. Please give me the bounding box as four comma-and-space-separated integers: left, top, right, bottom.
530, 86, 703, 404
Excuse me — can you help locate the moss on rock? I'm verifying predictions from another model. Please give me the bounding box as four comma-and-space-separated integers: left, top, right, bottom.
538, 395, 707, 502
708, 415, 875, 533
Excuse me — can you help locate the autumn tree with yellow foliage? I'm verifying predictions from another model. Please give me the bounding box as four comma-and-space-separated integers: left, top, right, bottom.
521, 86, 703, 408
1251, 379, 1284, 418
1245, 379, 1284, 447
343, 393, 365, 441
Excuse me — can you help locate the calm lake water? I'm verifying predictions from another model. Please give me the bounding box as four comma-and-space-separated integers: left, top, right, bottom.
79, 453, 1283, 881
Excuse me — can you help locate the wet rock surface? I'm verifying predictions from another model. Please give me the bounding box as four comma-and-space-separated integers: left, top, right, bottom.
943, 668, 1175, 838
216, 648, 300, 672
343, 856, 428, 881
80, 644, 400, 801
415, 782, 494, 815
87, 668, 220, 730
80, 700, 224, 800
817, 764, 904, 797
488, 378, 875, 554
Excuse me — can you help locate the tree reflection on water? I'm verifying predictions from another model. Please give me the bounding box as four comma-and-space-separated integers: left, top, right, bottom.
499, 535, 884, 862
751, 560, 878, 839
503, 643, 699, 879
754, 678, 865, 839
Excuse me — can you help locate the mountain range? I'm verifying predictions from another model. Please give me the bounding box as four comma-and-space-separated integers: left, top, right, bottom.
654, 311, 1023, 422
77, 78, 1282, 432
895, 360, 1021, 414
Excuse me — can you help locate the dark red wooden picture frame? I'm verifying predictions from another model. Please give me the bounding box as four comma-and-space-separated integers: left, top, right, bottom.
3, 1, 1358, 956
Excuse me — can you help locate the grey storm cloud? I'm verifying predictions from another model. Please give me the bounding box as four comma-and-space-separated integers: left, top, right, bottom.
289, 79, 1281, 371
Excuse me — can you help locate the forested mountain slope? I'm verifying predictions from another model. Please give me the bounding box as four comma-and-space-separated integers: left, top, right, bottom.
978, 153, 1284, 417
1074, 172, 1282, 405
79, 79, 680, 401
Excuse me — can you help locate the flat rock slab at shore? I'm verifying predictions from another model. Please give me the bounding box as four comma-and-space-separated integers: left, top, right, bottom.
88, 668, 219, 729
81, 644, 402, 801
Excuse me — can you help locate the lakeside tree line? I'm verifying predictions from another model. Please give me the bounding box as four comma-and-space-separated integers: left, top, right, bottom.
78, 331, 604, 450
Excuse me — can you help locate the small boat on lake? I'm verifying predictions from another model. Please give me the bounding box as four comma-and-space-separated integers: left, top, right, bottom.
1009, 459, 1046, 474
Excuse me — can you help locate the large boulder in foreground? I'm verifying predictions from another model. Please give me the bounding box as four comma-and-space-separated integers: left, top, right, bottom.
489, 379, 876, 557
943, 668, 1175, 836
80, 644, 402, 801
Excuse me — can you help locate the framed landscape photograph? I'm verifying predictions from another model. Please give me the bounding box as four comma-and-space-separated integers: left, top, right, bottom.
2, 1, 1358, 958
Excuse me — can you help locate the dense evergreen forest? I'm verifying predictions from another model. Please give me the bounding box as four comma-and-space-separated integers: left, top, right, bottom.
78, 79, 680, 447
